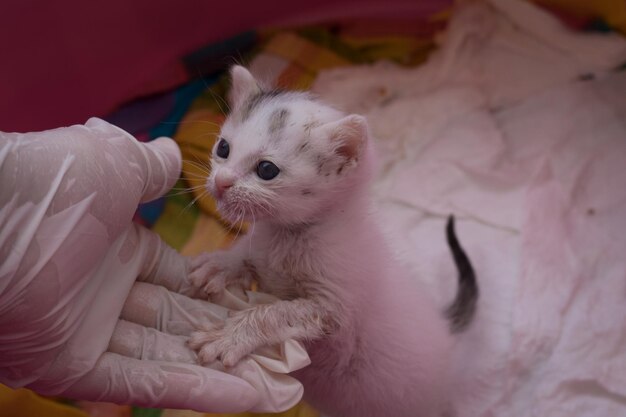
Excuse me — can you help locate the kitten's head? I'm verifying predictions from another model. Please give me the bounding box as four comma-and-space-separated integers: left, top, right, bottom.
206, 65, 374, 226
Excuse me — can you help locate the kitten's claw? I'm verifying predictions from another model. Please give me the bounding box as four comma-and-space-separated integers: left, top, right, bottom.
192, 333, 248, 366
188, 326, 222, 351
189, 327, 224, 364
198, 343, 221, 365
189, 316, 253, 367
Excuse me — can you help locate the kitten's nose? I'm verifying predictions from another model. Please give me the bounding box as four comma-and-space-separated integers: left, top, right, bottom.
214, 175, 235, 198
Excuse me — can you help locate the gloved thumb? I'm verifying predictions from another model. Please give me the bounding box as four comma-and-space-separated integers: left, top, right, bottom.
138, 137, 182, 203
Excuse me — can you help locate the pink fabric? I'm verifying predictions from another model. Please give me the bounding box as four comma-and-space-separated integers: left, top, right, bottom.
0, 0, 449, 133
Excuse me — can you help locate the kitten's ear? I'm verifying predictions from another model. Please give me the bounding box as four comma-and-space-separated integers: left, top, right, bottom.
323, 115, 368, 163
228, 65, 261, 111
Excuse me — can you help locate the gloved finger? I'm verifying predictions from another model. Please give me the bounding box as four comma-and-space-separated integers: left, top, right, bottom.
121, 282, 226, 336
62, 352, 259, 413
134, 225, 206, 298
108, 319, 198, 364
137, 136, 182, 203
82, 118, 180, 204
109, 320, 308, 414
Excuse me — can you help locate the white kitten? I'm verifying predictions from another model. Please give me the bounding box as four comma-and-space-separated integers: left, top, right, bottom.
188, 66, 477, 417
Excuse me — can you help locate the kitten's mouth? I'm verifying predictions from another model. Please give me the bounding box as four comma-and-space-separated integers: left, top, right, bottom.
216, 194, 267, 224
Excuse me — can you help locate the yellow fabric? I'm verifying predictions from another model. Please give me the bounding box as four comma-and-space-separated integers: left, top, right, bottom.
0, 384, 88, 417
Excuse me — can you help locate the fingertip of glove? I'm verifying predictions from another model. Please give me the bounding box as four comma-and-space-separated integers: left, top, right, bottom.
139, 136, 182, 203
148, 137, 182, 170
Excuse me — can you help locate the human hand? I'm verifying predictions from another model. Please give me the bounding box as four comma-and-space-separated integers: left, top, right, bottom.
0, 118, 259, 412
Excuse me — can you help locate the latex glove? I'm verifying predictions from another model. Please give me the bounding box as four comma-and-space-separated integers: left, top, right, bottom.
0, 118, 259, 412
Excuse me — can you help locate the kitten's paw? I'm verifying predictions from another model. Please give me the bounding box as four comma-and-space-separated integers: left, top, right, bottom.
188, 252, 227, 295
189, 314, 257, 367
189, 327, 251, 367
187, 323, 223, 351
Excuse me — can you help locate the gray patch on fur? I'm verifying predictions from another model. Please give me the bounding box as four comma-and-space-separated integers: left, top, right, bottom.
268, 108, 289, 134
240, 89, 284, 121
303, 120, 321, 135
315, 154, 329, 175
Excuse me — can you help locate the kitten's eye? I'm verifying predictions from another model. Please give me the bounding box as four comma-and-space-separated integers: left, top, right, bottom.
216, 138, 230, 159
257, 160, 280, 180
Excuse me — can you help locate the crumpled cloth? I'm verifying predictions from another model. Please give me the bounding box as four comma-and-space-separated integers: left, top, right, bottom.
314, 0, 626, 415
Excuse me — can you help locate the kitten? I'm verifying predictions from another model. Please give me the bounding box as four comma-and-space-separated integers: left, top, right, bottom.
188, 65, 478, 417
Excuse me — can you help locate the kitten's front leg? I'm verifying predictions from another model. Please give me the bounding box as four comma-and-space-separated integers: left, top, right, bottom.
189, 298, 336, 366
188, 237, 254, 295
